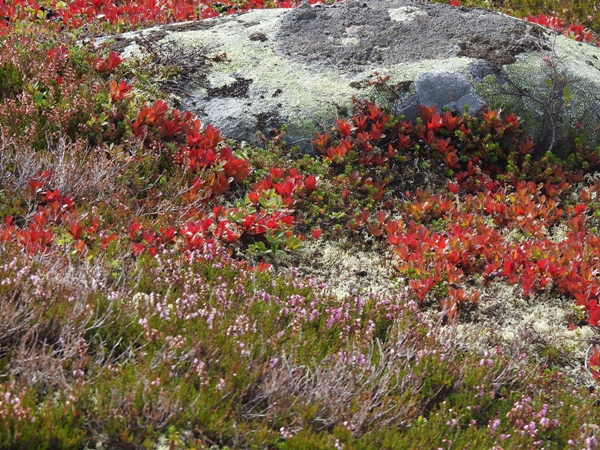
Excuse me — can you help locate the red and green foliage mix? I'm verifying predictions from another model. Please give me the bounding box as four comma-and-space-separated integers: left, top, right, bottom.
0, 0, 329, 33
305, 99, 600, 325
4, 0, 600, 448
527, 13, 597, 44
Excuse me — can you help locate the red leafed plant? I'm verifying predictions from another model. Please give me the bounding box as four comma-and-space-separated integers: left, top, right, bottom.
589, 347, 600, 380
95, 51, 123, 72
109, 80, 133, 102
527, 14, 596, 43
409, 276, 436, 302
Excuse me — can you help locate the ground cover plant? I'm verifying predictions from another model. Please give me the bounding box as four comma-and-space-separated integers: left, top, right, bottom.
4, 0, 600, 448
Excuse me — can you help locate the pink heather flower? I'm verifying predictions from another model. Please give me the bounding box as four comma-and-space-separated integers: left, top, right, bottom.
537, 404, 548, 418
156, 302, 170, 320
524, 421, 537, 437
326, 316, 336, 329
279, 427, 293, 439
488, 418, 501, 436
407, 301, 418, 312
479, 358, 494, 367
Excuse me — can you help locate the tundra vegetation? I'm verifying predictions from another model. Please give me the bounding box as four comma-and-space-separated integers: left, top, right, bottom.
3, 0, 600, 448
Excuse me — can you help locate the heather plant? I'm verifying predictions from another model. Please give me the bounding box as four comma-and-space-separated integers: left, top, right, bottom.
2, 241, 600, 448
0, 32, 134, 153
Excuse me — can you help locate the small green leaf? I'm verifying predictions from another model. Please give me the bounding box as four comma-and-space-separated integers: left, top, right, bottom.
563, 86, 571, 106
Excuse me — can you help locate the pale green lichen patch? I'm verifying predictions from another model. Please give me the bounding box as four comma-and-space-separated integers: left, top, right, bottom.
475, 56, 551, 139
388, 6, 429, 23
474, 73, 516, 109
275, 239, 398, 300
474, 32, 600, 146
550, 30, 600, 74
341, 37, 360, 46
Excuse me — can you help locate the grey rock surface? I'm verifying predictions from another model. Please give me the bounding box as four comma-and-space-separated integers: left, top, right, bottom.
103, 0, 600, 152
277, 0, 541, 71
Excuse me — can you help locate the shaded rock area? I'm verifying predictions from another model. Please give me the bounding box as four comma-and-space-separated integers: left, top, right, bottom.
101, 0, 600, 152
277, 0, 543, 71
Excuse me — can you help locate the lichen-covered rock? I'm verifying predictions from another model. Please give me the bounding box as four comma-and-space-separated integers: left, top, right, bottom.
102, 0, 600, 152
